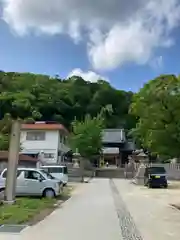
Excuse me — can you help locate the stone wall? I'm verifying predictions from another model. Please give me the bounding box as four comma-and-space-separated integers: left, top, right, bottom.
95, 163, 180, 180
159, 163, 180, 180
67, 162, 94, 182
134, 163, 180, 181
95, 168, 125, 178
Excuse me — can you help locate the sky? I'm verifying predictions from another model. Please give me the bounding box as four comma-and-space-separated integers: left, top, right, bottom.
0, 0, 180, 92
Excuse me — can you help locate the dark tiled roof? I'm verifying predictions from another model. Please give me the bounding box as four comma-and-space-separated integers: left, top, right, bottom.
102, 129, 126, 143
0, 151, 37, 162
123, 141, 136, 151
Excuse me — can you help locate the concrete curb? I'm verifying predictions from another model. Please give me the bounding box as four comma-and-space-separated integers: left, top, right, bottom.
84, 176, 94, 183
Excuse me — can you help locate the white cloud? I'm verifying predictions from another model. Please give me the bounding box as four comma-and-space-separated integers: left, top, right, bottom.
150, 56, 163, 70
1, 0, 180, 70
67, 68, 108, 82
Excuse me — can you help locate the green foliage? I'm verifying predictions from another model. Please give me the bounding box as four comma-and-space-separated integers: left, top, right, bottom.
0, 197, 56, 224
0, 71, 136, 150
0, 113, 12, 150
0, 134, 9, 150
130, 74, 180, 158
0, 71, 135, 130
69, 106, 111, 158
0, 186, 73, 225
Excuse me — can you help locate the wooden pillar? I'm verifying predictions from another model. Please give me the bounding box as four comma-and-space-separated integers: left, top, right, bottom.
122, 152, 128, 167
118, 149, 122, 167
115, 156, 118, 167
4, 121, 21, 204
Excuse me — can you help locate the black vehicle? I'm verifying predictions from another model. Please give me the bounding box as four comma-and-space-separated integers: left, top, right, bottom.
144, 166, 168, 188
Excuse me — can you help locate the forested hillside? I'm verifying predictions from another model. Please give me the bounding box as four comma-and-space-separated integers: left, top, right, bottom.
0, 71, 136, 130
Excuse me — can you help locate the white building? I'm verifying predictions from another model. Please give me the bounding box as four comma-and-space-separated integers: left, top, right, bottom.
20, 122, 70, 164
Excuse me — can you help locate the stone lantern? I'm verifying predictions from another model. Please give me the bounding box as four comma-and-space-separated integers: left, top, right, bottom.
72, 148, 85, 182
72, 148, 81, 168
138, 151, 148, 165
132, 150, 149, 185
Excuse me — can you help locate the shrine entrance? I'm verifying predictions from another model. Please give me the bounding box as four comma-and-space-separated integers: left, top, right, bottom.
102, 129, 135, 168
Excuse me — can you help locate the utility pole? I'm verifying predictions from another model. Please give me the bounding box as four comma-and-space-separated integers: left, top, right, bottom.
4, 120, 21, 204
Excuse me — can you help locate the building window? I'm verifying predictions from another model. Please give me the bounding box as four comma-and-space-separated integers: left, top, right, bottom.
26, 131, 45, 141
44, 153, 55, 159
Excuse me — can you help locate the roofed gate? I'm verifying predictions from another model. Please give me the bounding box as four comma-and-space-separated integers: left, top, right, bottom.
102, 129, 135, 167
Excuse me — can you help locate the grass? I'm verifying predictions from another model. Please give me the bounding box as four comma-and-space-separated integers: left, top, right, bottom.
0, 185, 74, 225
0, 197, 56, 225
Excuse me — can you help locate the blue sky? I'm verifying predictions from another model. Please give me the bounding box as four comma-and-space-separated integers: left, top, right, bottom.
1, 0, 180, 92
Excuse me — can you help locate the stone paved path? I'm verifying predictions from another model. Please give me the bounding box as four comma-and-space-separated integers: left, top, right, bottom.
110, 179, 143, 240
0, 179, 121, 240
1, 178, 180, 240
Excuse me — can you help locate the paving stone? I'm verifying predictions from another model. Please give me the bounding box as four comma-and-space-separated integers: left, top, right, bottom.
110, 179, 143, 240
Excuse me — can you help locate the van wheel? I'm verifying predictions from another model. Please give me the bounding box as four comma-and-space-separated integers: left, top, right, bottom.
43, 189, 55, 198
0, 188, 5, 193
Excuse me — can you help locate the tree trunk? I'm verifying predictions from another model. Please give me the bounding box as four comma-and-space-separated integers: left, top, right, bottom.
80, 158, 84, 182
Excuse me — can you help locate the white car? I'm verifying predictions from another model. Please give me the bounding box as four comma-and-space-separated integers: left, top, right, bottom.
41, 165, 68, 185
0, 167, 63, 198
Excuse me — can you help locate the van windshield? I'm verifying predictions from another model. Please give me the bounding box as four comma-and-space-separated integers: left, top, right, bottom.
63, 166, 68, 174
43, 167, 68, 174
148, 167, 166, 174
40, 170, 55, 179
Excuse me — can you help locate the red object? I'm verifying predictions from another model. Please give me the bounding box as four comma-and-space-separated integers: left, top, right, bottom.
21, 123, 69, 134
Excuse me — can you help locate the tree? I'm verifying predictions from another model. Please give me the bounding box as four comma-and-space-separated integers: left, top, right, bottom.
130, 74, 180, 159
0, 134, 9, 150
0, 71, 135, 130
70, 105, 113, 157
0, 113, 12, 150
69, 105, 112, 181
0, 114, 24, 151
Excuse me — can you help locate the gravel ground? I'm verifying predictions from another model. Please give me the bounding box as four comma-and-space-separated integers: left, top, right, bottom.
114, 179, 180, 240
110, 179, 143, 240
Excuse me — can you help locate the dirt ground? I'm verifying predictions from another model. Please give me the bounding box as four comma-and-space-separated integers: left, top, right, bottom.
140, 180, 180, 206
114, 179, 180, 240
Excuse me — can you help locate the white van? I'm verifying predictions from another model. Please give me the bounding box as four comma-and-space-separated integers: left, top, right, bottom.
41, 165, 68, 185
0, 167, 63, 198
